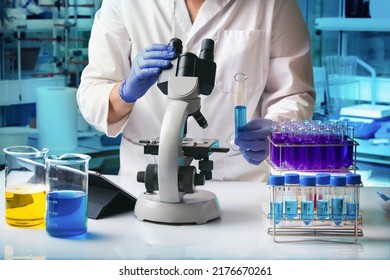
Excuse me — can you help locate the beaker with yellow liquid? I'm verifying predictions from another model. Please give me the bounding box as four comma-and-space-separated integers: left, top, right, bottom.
3, 146, 48, 227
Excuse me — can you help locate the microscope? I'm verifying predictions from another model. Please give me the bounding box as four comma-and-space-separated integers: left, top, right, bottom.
134, 38, 229, 224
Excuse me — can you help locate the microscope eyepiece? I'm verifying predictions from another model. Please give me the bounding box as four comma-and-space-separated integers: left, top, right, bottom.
169, 38, 183, 56
177, 52, 197, 77
199, 38, 214, 61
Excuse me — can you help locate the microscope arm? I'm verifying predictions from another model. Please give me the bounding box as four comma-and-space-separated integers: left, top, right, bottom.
158, 76, 200, 203
158, 100, 188, 203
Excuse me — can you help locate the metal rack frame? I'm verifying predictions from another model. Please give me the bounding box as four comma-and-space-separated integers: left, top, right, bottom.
266, 137, 363, 243
267, 136, 359, 174
268, 184, 363, 244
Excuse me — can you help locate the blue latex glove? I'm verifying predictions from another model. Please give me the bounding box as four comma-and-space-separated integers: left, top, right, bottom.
37, 11, 52, 19
119, 44, 176, 103
236, 118, 272, 165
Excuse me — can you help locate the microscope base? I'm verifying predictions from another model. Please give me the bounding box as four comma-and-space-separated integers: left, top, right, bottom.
134, 190, 220, 225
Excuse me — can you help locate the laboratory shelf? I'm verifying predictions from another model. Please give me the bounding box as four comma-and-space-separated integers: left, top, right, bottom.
315, 17, 390, 32
24, 18, 93, 31
356, 138, 390, 165
0, 18, 94, 32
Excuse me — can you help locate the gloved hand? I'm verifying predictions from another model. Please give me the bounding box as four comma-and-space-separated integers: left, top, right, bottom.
236, 118, 272, 165
119, 44, 177, 103
37, 11, 52, 19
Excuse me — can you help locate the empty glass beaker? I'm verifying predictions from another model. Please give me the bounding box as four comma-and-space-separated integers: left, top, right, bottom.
3, 146, 48, 227
45, 153, 91, 237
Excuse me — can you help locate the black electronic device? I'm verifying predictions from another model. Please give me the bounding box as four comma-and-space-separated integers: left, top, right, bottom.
88, 171, 136, 219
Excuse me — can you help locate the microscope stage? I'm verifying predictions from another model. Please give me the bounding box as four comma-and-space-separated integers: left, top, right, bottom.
140, 137, 229, 158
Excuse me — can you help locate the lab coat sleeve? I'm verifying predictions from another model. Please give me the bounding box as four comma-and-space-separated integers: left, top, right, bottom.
261, 0, 315, 122
77, 0, 131, 137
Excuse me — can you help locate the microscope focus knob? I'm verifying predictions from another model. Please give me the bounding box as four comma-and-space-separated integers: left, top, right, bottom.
178, 166, 196, 193
137, 164, 158, 193
199, 159, 213, 180
194, 174, 205, 186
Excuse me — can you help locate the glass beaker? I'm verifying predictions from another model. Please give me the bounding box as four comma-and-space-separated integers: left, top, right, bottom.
45, 153, 91, 238
322, 55, 360, 116
3, 146, 49, 227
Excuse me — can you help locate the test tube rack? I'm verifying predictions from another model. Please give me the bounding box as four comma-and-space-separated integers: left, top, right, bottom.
267, 136, 359, 173
266, 132, 363, 243
267, 183, 363, 244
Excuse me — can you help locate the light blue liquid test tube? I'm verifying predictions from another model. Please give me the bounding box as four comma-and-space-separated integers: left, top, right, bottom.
316, 173, 331, 220
268, 175, 284, 225
330, 176, 346, 226
346, 174, 362, 221
300, 175, 316, 225
284, 173, 299, 219
233, 73, 248, 146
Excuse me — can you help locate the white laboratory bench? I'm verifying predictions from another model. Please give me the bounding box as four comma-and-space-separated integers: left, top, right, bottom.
0, 172, 389, 260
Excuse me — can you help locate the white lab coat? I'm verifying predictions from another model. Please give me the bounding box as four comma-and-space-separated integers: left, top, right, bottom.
77, 0, 315, 182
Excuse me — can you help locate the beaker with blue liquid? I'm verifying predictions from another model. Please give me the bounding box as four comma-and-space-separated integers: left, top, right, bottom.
45, 153, 91, 238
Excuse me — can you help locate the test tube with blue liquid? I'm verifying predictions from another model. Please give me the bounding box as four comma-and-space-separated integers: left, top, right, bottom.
300, 176, 315, 225
330, 176, 346, 226
268, 175, 284, 225
233, 73, 248, 148
316, 173, 331, 220
345, 174, 361, 221
284, 173, 299, 219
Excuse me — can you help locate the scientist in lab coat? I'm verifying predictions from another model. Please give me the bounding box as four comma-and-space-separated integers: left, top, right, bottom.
77, 0, 315, 182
